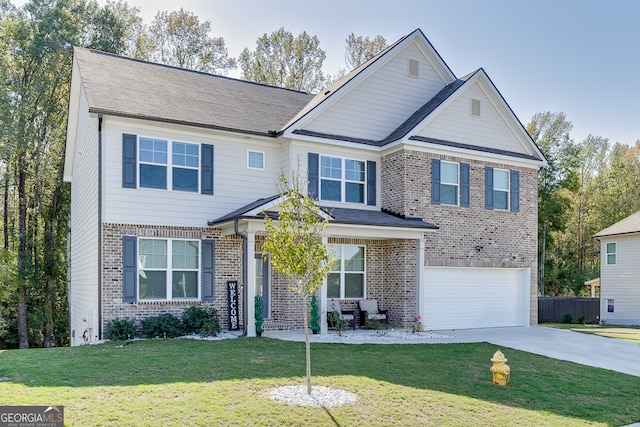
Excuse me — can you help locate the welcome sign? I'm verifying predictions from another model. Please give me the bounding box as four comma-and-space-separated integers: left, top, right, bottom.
227, 281, 239, 330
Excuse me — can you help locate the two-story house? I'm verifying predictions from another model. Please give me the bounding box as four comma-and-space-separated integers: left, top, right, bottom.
64, 29, 546, 345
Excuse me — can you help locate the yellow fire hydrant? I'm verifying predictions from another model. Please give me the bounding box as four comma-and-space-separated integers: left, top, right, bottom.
490, 350, 510, 386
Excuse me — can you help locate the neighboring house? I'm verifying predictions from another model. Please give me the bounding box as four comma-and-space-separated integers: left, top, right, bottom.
63, 29, 546, 345
593, 211, 640, 325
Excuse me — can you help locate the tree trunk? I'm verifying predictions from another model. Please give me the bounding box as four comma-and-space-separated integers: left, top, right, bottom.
303, 296, 311, 394
17, 156, 29, 349
3, 174, 8, 250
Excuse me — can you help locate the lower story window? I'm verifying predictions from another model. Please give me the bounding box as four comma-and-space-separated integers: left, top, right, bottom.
138, 238, 199, 300
327, 245, 365, 299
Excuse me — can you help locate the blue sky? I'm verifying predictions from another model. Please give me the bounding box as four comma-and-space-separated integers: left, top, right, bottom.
13, 0, 640, 145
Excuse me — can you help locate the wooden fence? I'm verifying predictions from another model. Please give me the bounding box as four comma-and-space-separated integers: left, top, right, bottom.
538, 297, 600, 323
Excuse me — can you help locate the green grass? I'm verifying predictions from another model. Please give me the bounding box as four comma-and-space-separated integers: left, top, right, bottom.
0, 338, 638, 426
545, 323, 640, 343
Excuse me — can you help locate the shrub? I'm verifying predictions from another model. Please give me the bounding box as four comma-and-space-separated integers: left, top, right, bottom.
561, 313, 573, 324
141, 313, 183, 338
181, 306, 221, 337
254, 296, 264, 337
309, 296, 320, 334
104, 318, 136, 341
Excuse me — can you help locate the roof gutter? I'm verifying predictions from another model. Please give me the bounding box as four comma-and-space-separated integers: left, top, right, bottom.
234, 219, 248, 338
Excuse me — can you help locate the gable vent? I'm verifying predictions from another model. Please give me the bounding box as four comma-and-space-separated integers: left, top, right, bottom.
471, 99, 481, 117
408, 59, 419, 77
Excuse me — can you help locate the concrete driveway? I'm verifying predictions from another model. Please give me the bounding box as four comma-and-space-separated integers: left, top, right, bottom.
451, 326, 640, 377
266, 325, 640, 377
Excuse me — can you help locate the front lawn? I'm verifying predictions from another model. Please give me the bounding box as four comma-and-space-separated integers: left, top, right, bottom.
0, 338, 638, 426
545, 323, 640, 344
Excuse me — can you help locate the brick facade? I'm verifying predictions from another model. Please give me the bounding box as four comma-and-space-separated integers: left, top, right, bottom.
381, 148, 539, 324
102, 224, 244, 332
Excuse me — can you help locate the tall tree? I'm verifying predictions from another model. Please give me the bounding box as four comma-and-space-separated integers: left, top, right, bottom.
83, 0, 143, 55
527, 112, 576, 295
0, 0, 105, 348
344, 33, 387, 70
147, 8, 235, 73
262, 174, 333, 394
239, 27, 326, 93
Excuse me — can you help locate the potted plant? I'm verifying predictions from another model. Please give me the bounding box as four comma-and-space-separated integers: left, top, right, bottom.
310, 295, 320, 334
255, 295, 264, 337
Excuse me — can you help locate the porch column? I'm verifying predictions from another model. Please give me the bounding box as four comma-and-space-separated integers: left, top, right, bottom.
320, 235, 329, 334
246, 232, 257, 337
416, 235, 426, 319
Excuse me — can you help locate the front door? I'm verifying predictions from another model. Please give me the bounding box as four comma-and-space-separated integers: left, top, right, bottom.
255, 253, 269, 318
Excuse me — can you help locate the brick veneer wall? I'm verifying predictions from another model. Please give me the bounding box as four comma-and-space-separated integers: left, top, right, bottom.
102, 224, 243, 333
381, 149, 540, 325
260, 236, 418, 330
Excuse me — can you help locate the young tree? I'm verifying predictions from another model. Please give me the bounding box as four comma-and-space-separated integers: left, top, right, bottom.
262, 174, 332, 394
147, 8, 235, 74
239, 27, 326, 93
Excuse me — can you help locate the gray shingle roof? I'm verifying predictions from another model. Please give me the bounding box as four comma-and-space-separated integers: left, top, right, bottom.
593, 211, 640, 238
74, 47, 314, 136
207, 196, 437, 230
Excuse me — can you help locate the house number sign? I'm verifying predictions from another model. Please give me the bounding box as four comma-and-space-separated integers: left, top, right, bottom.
227, 281, 239, 330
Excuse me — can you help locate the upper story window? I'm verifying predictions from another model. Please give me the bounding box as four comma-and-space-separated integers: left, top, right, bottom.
440, 161, 459, 206
431, 159, 469, 207
485, 166, 519, 213
606, 242, 616, 265
320, 156, 365, 203
327, 244, 365, 299
139, 138, 200, 192
248, 150, 265, 170
307, 152, 376, 206
492, 168, 510, 211
138, 238, 199, 300
122, 134, 214, 195
139, 138, 168, 189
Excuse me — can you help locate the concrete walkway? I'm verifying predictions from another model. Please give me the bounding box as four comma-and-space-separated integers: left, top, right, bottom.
264, 325, 640, 377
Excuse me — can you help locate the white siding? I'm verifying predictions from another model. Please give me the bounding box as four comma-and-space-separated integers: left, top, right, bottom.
600, 235, 640, 325
302, 42, 448, 141
69, 87, 100, 346
418, 81, 529, 155
101, 118, 283, 226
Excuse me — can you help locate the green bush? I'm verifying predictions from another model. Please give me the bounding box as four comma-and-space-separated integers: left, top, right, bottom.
181, 306, 221, 337
141, 313, 183, 338
561, 313, 573, 324
104, 318, 136, 341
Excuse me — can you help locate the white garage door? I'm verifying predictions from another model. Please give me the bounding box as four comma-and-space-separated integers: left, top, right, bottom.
423, 267, 530, 330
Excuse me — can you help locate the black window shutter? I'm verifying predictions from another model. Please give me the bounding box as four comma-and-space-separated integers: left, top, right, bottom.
122, 236, 137, 302
485, 166, 494, 210
201, 240, 215, 301
461, 163, 470, 207
366, 160, 376, 206
511, 170, 520, 212
122, 134, 137, 188
201, 144, 214, 195
308, 153, 319, 200
431, 159, 441, 205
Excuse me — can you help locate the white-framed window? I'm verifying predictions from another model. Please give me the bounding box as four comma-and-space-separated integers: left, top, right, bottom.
492, 168, 510, 210
320, 156, 366, 204
247, 150, 265, 170
327, 245, 365, 299
440, 161, 459, 206
138, 137, 200, 192
606, 242, 616, 265
138, 238, 199, 300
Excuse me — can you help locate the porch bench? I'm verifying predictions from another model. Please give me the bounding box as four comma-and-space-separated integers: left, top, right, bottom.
358, 299, 389, 328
